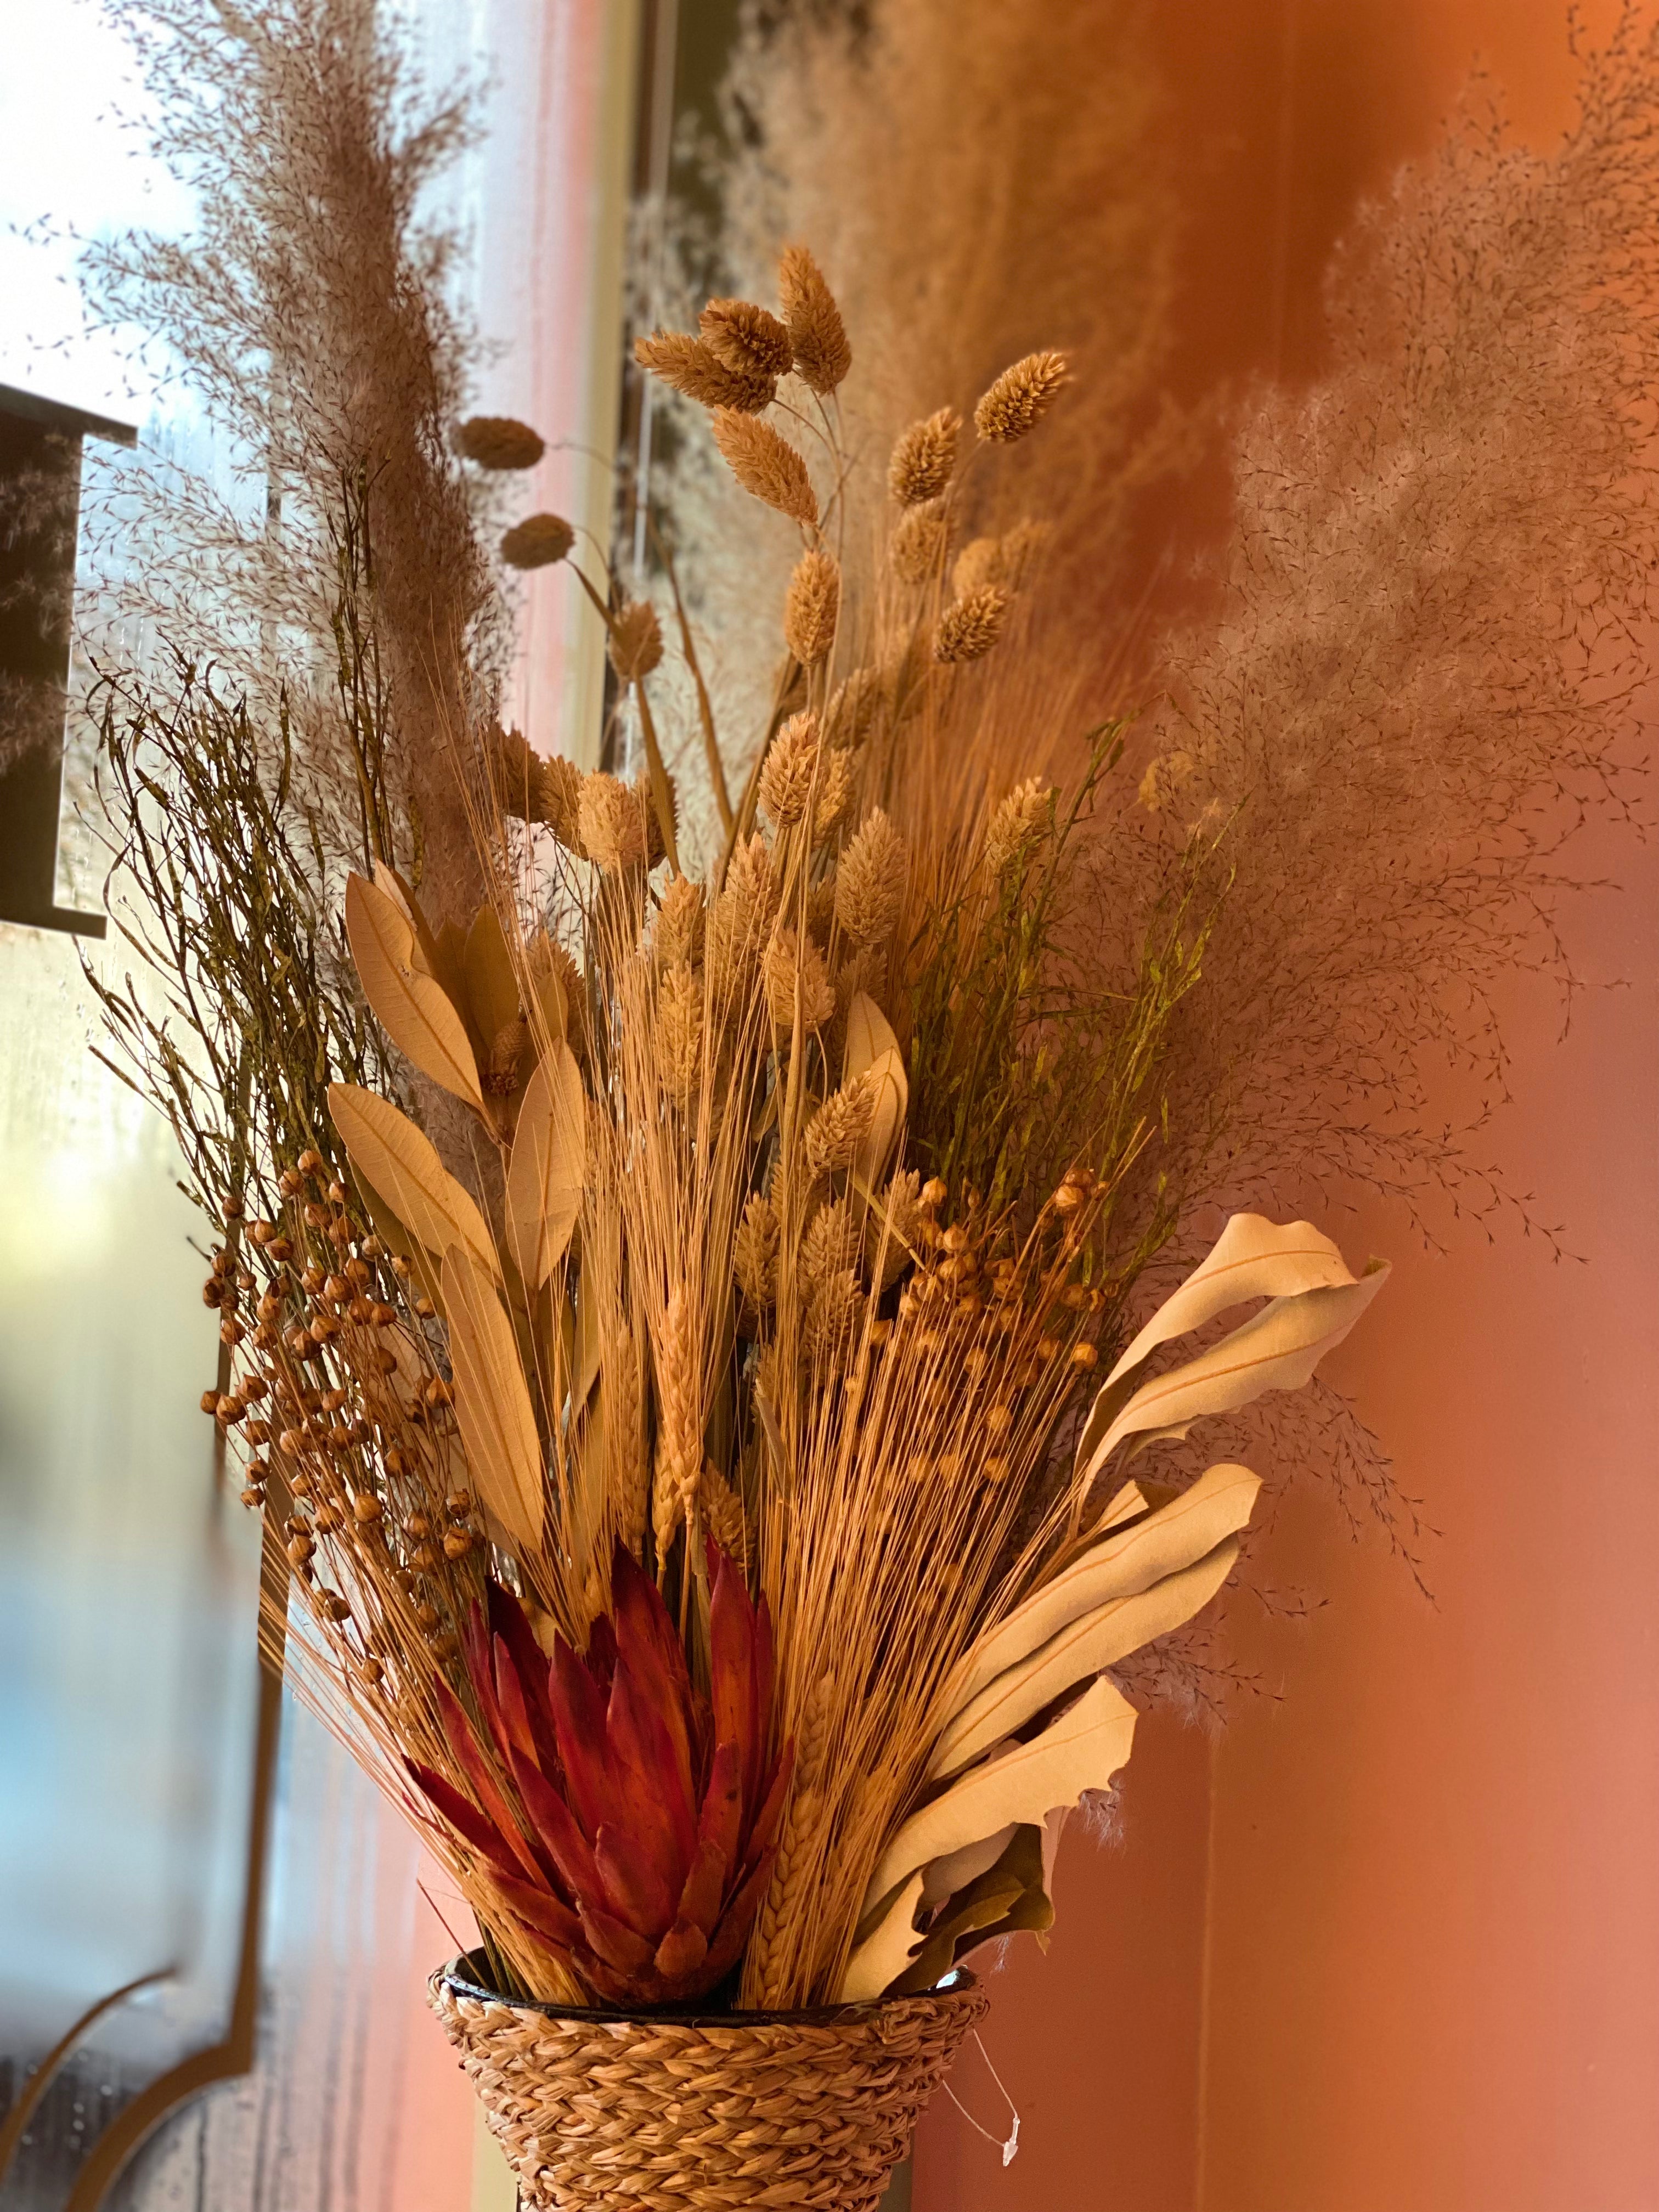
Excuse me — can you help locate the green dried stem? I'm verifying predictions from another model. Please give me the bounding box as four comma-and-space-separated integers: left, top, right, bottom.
84, 653, 400, 1225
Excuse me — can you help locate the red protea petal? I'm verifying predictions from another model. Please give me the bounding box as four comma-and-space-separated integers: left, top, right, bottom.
433, 1678, 543, 1884
577, 1897, 654, 1976
489, 1867, 586, 1954
708, 1544, 759, 1820
506, 1744, 600, 1904
606, 1654, 698, 1883
700, 1835, 785, 1987
585, 1609, 619, 1692
548, 1634, 617, 1840
738, 1738, 796, 1881
594, 1821, 678, 1938
460, 1602, 519, 1773
695, 1737, 743, 1866
674, 1835, 730, 1942
405, 1758, 524, 1886
611, 1542, 699, 1816
612, 1539, 693, 1702
754, 1589, 776, 1768
652, 1919, 710, 1985
490, 1635, 539, 1765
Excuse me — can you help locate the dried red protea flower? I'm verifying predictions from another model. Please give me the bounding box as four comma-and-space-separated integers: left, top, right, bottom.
411, 1540, 793, 2007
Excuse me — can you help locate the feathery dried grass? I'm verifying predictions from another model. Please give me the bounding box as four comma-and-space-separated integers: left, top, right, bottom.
1116, 27, 1659, 1243
80, 0, 503, 922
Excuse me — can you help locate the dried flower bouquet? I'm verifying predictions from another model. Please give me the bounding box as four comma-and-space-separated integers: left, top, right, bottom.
202, 249, 1388, 2040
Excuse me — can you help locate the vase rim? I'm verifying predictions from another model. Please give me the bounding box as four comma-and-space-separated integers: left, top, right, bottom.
436, 1948, 979, 2029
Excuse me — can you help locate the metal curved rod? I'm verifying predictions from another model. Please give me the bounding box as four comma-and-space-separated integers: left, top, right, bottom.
0, 1967, 174, 2193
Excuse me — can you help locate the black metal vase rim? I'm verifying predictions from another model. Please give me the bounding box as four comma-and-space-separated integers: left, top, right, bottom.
439, 1950, 978, 2031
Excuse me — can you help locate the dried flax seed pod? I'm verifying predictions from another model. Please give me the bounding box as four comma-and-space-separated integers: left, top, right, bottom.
608, 599, 663, 682
834, 808, 906, 945
974, 349, 1070, 443
711, 410, 819, 527
777, 244, 851, 394
453, 415, 545, 470
634, 330, 775, 414
888, 409, 960, 505
758, 712, 821, 828
935, 584, 1009, 665
699, 298, 793, 380
500, 512, 573, 569
783, 548, 840, 667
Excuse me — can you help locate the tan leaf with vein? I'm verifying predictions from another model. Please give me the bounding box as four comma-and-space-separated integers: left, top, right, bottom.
442, 1244, 544, 1557
863, 1675, 1136, 1910
506, 1042, 586, 1288
932, 1534, 1244, 1779
328, 1083, 498, 1274
345, 873, 483, 1106
952, 1461, 1262, 1708
843, 992, 907, 1184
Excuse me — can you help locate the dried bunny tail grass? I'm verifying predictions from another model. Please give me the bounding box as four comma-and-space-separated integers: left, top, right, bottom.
800, 1196, 860, 1290
577, 771, 650, 873
823, 667, 886, 751
656, 961, 704, 1103
982, 775, 1053, 878
700, 297, 794, 379
499, 511, 573, 569
889, 499, 949, 585
710, 409, 820, 526
1126, 25, 1659, 1240
870, 1167, 925, 1288
633, 329, 777, 413
973, 348, 1069, 442
833, 807, 906, 945
763, 927, 834, 1034
649, 1286, 703, 1561
607, 599, 664, 682
540, 753, 585, 850
803, 1070, 878, 1177
653, 872, 706, 968
934, 584, 1009, 664
708, 832, 778, 994
888, 408, 960, 505
951, 519, 1050, 599
698, 1459, 748, 1563
757, 709, 821, 827
783, 547, 840, 666
812, 743, 856, 844
734, 1191, 780, 1308
453, 414, 545, 470
777, 242, 851, 393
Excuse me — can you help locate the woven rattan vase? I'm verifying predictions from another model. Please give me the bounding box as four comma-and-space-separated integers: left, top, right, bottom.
429, 1951, 988, 2211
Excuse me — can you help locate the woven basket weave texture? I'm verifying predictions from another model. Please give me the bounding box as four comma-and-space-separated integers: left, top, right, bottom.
429, 1960, 988, 2211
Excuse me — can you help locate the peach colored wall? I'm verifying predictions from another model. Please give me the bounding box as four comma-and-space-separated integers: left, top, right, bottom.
919, 5, 1659, 2209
